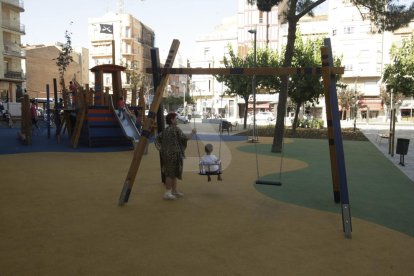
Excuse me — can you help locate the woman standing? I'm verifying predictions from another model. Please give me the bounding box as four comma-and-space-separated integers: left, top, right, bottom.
155, 112, 196, 200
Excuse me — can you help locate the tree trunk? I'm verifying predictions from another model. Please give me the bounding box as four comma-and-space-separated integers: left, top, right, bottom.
243, 97, 249, 129
271, 4, 299, 153
292, 101, 302, 132
131, 87, 137, 106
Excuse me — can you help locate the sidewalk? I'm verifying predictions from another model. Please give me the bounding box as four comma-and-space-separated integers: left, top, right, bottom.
350, 120, 414, 182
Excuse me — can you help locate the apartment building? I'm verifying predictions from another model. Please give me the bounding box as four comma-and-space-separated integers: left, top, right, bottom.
23, 44, 88, 99
192, 15, 238, 118
88, 12, 154, 103
0, 0, 25, 115
192, 0, 413, 121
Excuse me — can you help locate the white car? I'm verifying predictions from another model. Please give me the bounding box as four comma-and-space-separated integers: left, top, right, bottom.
145, 109, 168, 116
249, 111, 276, 125
176, 113, 189, 124
254, 111, 275, 122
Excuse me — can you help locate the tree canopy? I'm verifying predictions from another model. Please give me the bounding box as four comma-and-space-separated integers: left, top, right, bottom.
215, 45, 281, 129
288, 34, 324, 129
55, 30, 73, 90
382, 36, 414, 97
247, 0, 414, 152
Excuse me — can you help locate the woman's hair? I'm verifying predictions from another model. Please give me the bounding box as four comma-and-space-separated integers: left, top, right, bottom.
166, 112, 177, 125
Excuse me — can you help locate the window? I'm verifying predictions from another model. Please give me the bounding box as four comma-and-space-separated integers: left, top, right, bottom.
259, 11, 264, 23
204, 47, 210, 57
344, 26, 354, 34
332, 29, 337, 36
124, 26, 130, 38
345, 64, 353, 71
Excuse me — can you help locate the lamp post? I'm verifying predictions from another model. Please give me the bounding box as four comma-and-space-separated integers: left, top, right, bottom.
248, 29, 257, 142
181, 81, 186, 115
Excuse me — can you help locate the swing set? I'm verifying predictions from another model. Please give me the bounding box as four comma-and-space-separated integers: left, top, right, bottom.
194, 119, 223, 182
118, 38, 352, 239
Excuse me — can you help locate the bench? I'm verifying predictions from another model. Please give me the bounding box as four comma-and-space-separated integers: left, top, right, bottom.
376, 132, 390, 145
219, 121, 233, 135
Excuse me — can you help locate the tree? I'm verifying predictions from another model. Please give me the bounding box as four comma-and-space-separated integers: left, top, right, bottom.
383, 36, 414, 97
123, 61, 147, 106
379, 85, 404, 120
216, 45, 281, 129
163, 95, 194, 112
337, 88, 354, 120
288, 34, 324, 130
215, 46, 253, 129
55, 30, 73, 90
247, 0, 414, 152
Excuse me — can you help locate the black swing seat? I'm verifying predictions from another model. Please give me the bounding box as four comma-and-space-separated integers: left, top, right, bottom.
255, 179, 282, 186
199, 161, 222, 181
199, 170, 222, 176
199, 160, 222, 175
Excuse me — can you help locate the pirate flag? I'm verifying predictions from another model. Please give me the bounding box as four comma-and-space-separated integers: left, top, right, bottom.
100, 24, 113, 34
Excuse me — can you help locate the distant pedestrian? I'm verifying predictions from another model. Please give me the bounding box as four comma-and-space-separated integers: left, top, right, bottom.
55, 98, 64, 142
0, 100, 4, 116
30, 100, 39, 133
69, 81, 77, 109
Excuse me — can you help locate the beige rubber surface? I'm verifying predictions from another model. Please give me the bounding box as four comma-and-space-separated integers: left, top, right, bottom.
1, 138, 413, 275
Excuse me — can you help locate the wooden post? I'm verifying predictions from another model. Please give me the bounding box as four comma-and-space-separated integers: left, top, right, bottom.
21, 94, 31, 144
70, 86, 87, 149
150, 48, 166, 183
321, 38, 352, 239
94, 70, 103, 106
118, 39, 180, 205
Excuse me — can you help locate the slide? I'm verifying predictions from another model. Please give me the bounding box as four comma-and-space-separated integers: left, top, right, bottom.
111, 98, 141, 143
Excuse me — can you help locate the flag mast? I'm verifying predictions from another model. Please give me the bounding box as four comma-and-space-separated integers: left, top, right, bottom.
99, 24, 115, 64
112, 36, 115, 64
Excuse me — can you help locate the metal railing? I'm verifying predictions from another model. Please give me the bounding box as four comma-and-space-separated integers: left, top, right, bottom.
3, 44, 25, 58
1, 0, 24, 11
2, 19, 25, 34
4, 70, 25, 80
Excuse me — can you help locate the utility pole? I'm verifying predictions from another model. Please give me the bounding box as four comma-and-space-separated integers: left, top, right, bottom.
118, 0, 124, 14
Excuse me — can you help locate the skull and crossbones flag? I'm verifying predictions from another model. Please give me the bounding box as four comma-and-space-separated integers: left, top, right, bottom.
100, 24, 113, 34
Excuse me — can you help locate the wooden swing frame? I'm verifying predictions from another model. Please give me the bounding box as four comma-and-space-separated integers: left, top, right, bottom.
118, 38, 352, 239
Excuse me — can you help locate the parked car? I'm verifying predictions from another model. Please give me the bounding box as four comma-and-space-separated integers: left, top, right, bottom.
176, 113, 189, 124
255, 111, 275, 122
249, 111, 276, 125
176, 107, 184, 115
191, 111, 202, 118
145, 109, 168, 116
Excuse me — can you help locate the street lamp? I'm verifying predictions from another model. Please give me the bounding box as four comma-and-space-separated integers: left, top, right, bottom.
248, 29, 258, 142
181, 81, 186, 115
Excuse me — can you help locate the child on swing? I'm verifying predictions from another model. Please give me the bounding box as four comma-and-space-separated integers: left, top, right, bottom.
200, 144, 222, 181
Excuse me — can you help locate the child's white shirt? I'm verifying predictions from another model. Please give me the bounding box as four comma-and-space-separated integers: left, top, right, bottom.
200, 154, 220, 172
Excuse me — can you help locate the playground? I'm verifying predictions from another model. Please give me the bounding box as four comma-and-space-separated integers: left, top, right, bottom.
1, 38, 413, 274
0, 123, 414, 275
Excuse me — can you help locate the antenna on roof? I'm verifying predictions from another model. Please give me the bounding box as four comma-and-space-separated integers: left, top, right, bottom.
118, 0, 124, 14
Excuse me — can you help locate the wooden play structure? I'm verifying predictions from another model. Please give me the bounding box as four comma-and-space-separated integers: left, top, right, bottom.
19, 64, 143, 148
118, 38, 353, 239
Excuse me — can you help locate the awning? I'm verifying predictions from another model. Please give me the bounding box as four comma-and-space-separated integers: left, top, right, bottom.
248, 103, 270, 109
359, 98, 383, 111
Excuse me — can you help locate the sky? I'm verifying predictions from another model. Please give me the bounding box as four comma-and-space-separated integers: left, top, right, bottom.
21, 0, 238, 56
19, 0, 414, 56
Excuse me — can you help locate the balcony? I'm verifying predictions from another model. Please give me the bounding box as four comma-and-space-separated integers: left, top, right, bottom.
3, 44, 25, 58
4, 70, 25, 81
2, 0, 24, 11
2, 19, 25, 34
